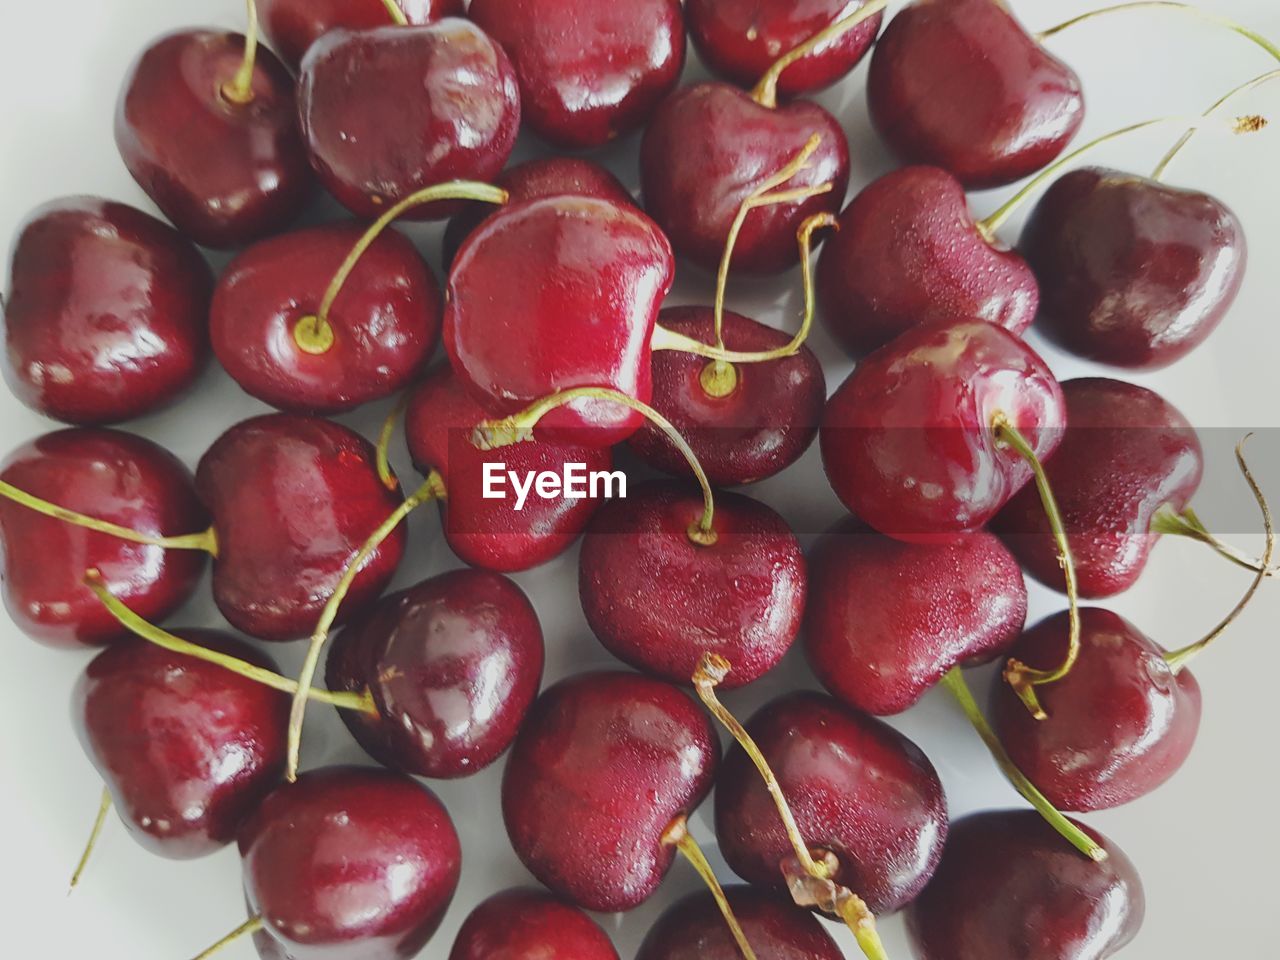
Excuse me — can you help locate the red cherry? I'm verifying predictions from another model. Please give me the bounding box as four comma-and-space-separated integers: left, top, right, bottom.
469, 0, 685, 148
448, 888, 618, 960
259, 0, 464, 70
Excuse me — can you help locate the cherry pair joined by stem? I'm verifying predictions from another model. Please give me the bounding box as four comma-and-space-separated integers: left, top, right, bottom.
449, 889, 618, 960
259, 0, 463, 71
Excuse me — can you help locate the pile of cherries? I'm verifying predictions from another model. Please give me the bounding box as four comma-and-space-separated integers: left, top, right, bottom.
3, 0, 1278, 958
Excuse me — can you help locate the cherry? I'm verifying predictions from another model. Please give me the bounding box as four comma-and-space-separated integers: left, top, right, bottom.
469, 0, 685, 149
687, 0, 882, 97
73, 631, 287, 860
326, 568, 544, 778
3, 197, 213, 424
501, 670, 719, 912
905, 810, 1145, 960
211, 222, 440, 414
298, 20, 520, 220
0, 428, 206, 649
259, 0, 464, 71
448, 888, 618, 960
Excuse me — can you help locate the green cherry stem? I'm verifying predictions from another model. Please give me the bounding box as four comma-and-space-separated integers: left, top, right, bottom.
190, 917, 265, 960
375, 393, 413, 491
69, 786, 113, 891
1153, 68, 1280, 180
221, 0, 260, 106
1150, 503, 1276, 576
379, 0, 409, 27
661, 816, 761, 960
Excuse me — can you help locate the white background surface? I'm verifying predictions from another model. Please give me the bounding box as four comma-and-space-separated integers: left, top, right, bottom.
2, 1, 1279, 956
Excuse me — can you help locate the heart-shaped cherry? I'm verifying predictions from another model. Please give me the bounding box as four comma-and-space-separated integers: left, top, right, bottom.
469, 0, 685, 149
259, 0, 464, 70
298, 20, 520, 220
3, 197, 213, 424
905, 810, 1145, 960
0, 428, 206, 649
448, 888, 618, 960
327, 568, 544, 778
501, 670, 719, 912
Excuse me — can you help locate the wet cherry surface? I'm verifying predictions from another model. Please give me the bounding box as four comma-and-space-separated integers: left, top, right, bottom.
448, 888, 619, 960
259, 0, 465, 70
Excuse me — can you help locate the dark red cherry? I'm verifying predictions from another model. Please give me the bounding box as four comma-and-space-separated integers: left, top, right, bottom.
327, 569, 544, 778
0, 429, 206, 649
906, 810, 1145, 960
469, 0, 684, 148
820, 320, 1065, 541
73, 631, 287, 859
3, 197, 212, 424
405, 366, 613, 571
867, 0, 1084, 189
687, 0, 882, 97
211, 222, 440, 414
816, 166, 1038, 356
259, 0, 464, 71
641, 83, 848, 274
991, 378, 1203, 598
805, 520, 1027, 715
115, 30, 313, 249
715, 690, 947, 913
579, 479, 805, 688
991, 608, 1202, 811
626, 307, 825, 485
444, 196, 674, 445
501, 671, 719, 912
1021, 167, 1246, 369
240, 766, 461, 960
448, 888, 618, 960
196, 414, 406, 642
298, 21, 520, 220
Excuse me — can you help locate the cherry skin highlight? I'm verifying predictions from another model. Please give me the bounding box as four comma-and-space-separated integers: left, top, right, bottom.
991, 607, 1203, 812
867, 0, 1084, 190
816, 166, 1038, 357
579, 479, 806, 689
906, 809, 1145, 960
240, 766, 462, 960
259, 0, 464, 71
327, 569, 544, 779
298, 21, 520, 220
74, 631, 287, 859
211, 222, 440, 415
3, 197, 213, 424
501, 671, 719, 912
0, 429, 207, 649
1021, 166, 1247, 369
448, 888, 619, 960
115, 30, 313, 249
715, 689, 948, 913
805, 519, 1027, 715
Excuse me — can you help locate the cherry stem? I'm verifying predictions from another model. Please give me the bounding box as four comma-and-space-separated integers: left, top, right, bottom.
751, 0, 889, 109
379, 0, 409, 26
221, 0, 260, 106
1150, 503, 1277, 576
376, 393, 412, 491
190, 917, 264, 960
471, 387, 719, 546
84, 570, 378, 715
661, 816, 761, 960
1153, 68, 1280, 180
0, 479, 218, 556
69, 786, 112, 891
1165, 436, 1274, 673
992, 415, 1079, 721
285, 471, 447, 782
939, 668, 1108, 862
293, 181, 508, 357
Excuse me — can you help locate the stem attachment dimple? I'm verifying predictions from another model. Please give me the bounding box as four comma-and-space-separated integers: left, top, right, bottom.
379, 0, 409, 26
661, 816, 761, 960
189, 917, 265, 960
220, 0, 260, 106
69, 786, 113, 891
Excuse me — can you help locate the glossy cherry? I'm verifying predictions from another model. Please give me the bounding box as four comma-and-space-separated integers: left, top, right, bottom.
867, 0, 1084, 189
991, 608, 1202, 811
992, 378, 1203, 598
820, 320, 1065, 541
501, 671, 719, 912
3, 197, 212, 424
74, 631, 287, 859
239, 766, 461, 960
1021, 166, 1247, 368
298, 21, 520, 220
579, 479, 805, 688
906, 810, 1145, 960
716, 690, 947, 913
327, 569, 544, 778
806, 519, 1027, 715
116, 30, 313, 249
211, 222, 440, 414
405, 366, 613, 571
816, 166, 1039, 356
0, 429, 206, 649
448, 888, 618, 960
469, 0, 684, 149
259, 0, 464, 70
